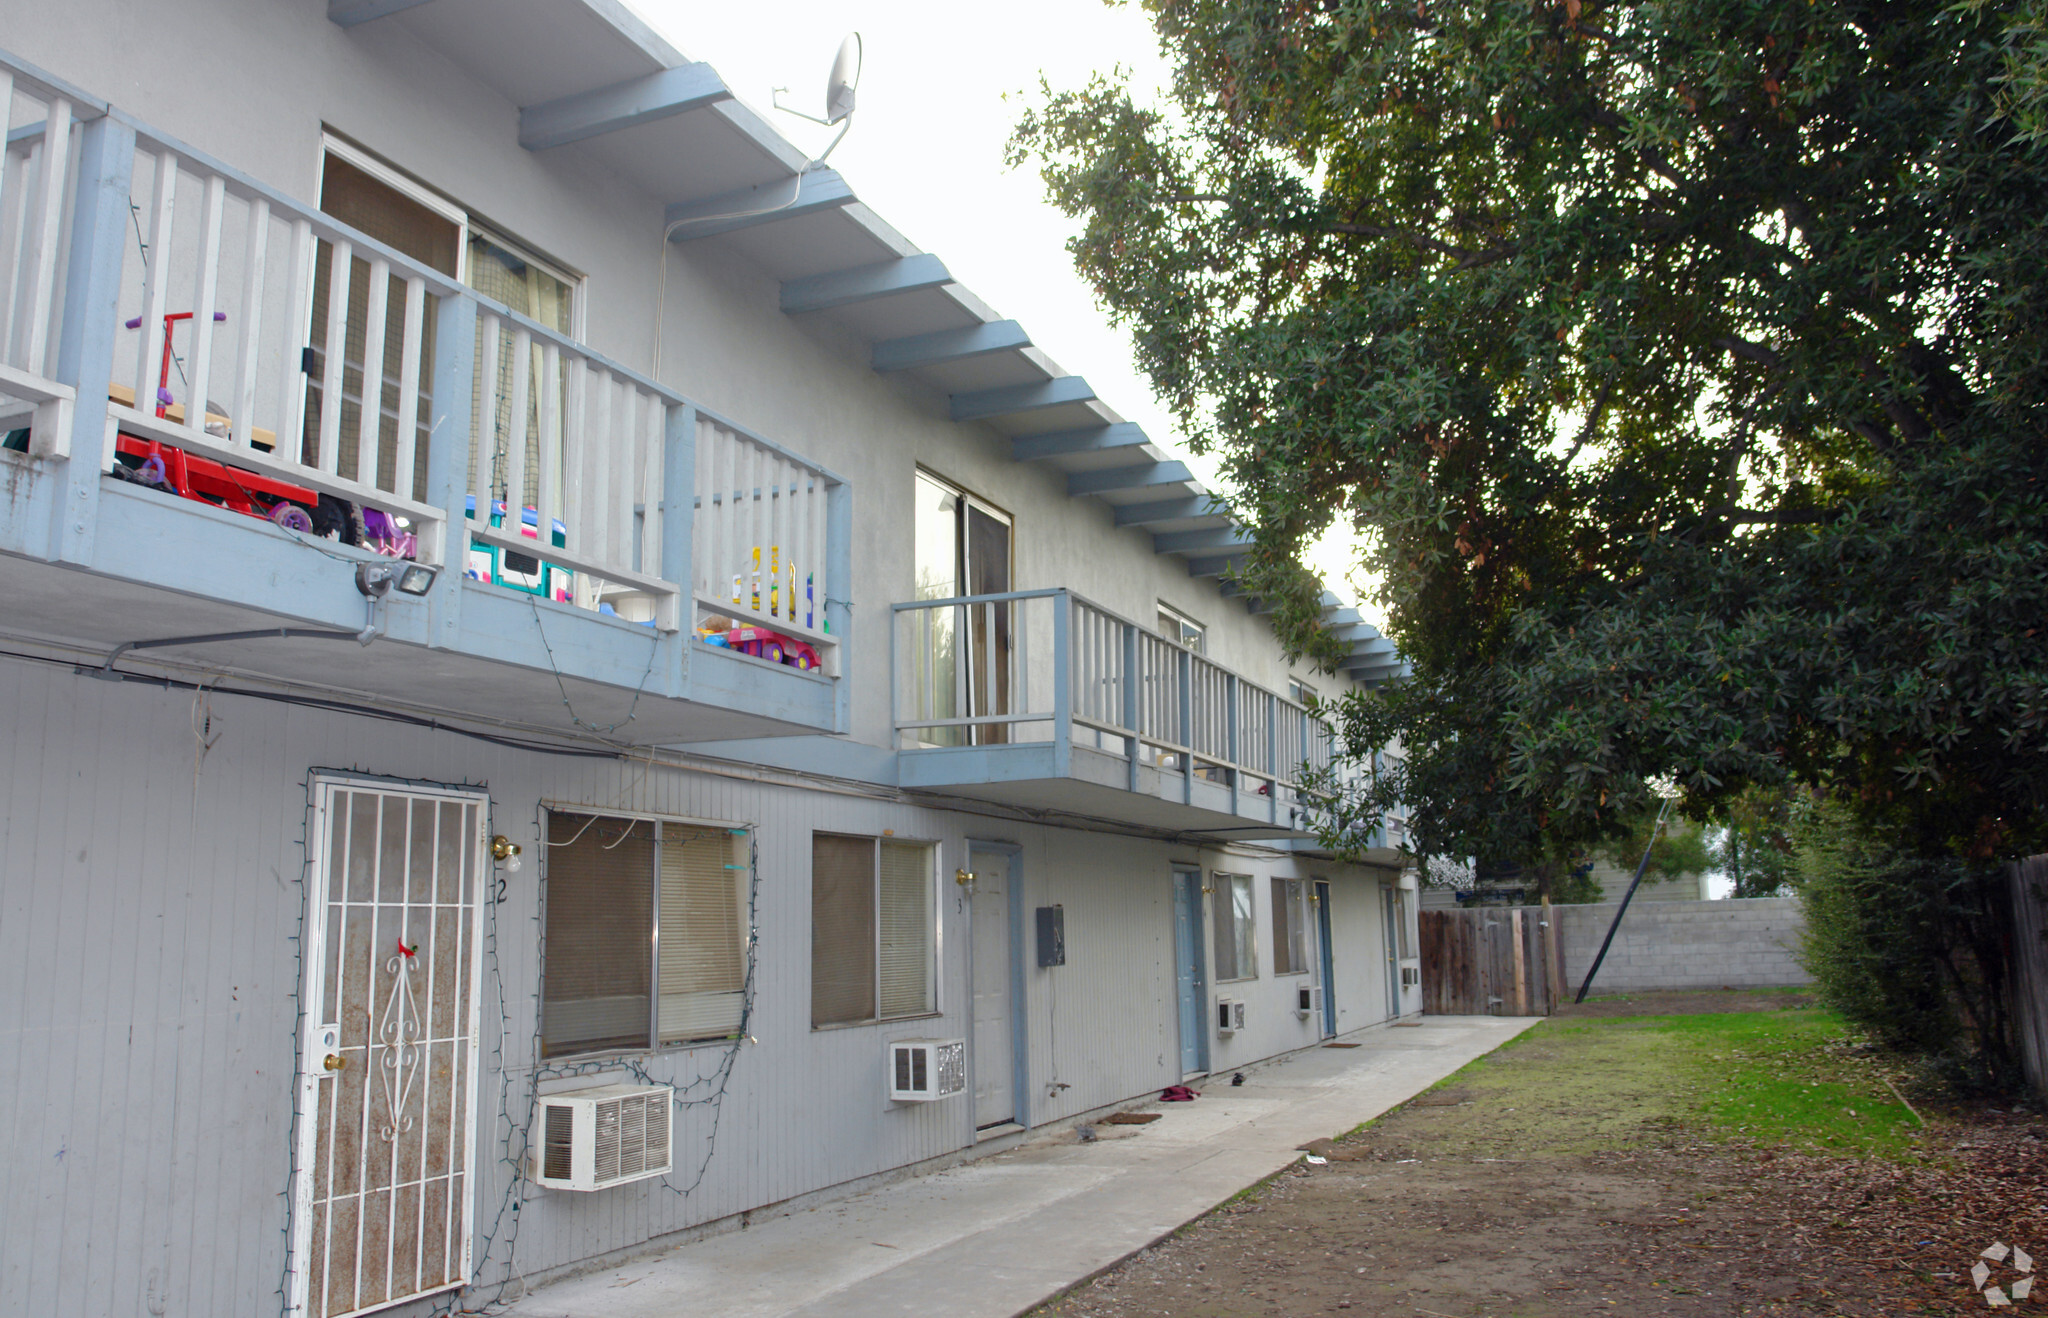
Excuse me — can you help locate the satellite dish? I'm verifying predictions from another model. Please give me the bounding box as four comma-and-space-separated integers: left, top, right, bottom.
825, 33, 860, 124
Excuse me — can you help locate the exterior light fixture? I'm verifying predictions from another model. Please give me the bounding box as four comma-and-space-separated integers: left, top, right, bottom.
491, 835, 523, 872
356, 562, 440, 597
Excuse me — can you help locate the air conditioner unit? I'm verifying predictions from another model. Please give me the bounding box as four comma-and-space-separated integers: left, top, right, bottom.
1216, 997, 1245, 1034
530, 1083, 673, 1192
1296, 984, 1323, 1016
888, 1038, 966, 1102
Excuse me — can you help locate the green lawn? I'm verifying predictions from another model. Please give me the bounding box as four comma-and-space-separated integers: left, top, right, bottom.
1368, 1003, 1925, 1161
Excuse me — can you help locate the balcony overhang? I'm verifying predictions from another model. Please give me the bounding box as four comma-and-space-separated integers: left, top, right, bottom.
897, 742, 1315, 841
0, 477, 836, 745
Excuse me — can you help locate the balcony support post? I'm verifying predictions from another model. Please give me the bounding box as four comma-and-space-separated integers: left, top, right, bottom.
1266, 692, 1279, 824
1227, 675, 1240, 816
1052, 592, 1072, 777
827, 475, 853, 733
1121, 619, 1139, 792
50, 114, 136, 565
660, 402, 696, 693
1177, 647, 1193, 805
423, 294, 477, 649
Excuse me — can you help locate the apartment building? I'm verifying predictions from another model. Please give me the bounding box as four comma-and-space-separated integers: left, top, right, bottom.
0, 3, 1415, 1314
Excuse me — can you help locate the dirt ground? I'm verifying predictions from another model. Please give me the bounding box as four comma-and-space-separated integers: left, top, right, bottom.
1033, 991, 2048, 1318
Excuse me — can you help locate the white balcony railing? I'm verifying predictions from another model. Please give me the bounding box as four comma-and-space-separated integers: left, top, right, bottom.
892, 588, 1339, 812
1, 49, 844, 653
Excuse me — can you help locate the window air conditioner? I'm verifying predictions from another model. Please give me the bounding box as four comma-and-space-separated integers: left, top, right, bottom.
888, 1038, 966, 1102
1216, 997, 1245, 1034
531, 1083, 673, 1192
1296, 984, 1323, 1016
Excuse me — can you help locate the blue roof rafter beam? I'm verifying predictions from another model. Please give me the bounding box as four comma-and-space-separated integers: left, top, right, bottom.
329, 0, 432, 25
873, 320, 1030, 372
1112, 494, 1223, 527
665, 169, 855, 242
1152, 526, 1257, 556
1013, 422, 1151, 463
520, 63, 732, 151
1185, 549, 1253, 578
1066, 461, 1196, 497
781, 254, 951, 314
952, 376, 1096, 422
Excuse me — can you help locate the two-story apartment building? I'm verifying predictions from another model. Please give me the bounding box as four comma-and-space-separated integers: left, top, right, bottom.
0, 4, 1417, 1315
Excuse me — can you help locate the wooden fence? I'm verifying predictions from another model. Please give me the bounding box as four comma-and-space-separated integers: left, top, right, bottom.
1419, 905, 1565, 1017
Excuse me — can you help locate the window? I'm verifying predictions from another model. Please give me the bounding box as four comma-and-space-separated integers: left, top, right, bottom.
541, 811, 748, 1057
1211, 873, 1256, 981
1289, 678, 1317, 707
1271, 877, 1309, 974
811, 834, 937, 1027
1158, 602, 1206, 654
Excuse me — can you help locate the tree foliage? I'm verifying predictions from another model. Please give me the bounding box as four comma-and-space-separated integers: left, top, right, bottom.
1013, 0, 2048, 867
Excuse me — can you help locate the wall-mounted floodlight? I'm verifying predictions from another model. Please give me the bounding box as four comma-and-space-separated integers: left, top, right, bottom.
772, 33, 863, 164
356, 561, 440, 598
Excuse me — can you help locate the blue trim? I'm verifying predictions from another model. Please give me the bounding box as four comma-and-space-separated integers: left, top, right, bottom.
664, 169, 855, 241
949, 376, 1094, 422
518, 63, 731, 151
425, 294, 475, 649
780, 254, 952, 314
1184, 549, 1252, 578
663, 402, 696, 694
1315, 880, 1337, 1037
871, 320, 1029, 373
1066, 461, 1195, 497
1009, 422, 1149, 462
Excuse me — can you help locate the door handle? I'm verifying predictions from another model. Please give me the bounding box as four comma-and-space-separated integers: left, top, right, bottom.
323, 1053, 347, 1072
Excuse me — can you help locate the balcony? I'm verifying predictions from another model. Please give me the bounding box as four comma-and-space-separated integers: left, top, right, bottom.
0, 52, 845, 741
892, 588, 1398, 848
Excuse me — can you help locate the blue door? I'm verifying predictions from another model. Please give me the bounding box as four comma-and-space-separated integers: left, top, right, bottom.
1172, 868, 1209, 1075
1315, 881, 1337, 1037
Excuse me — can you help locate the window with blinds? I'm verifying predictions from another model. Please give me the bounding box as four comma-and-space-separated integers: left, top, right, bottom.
1212, 873, 1257, 982
811, 834, 937, 1028
541, 810, 749, 1058
1271, 877, 1308, 975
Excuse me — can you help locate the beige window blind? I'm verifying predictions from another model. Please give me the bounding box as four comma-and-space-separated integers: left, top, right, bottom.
541, 813, 654, 1056
877, 841, 934, 1019
811, 834, 876, 1027
658, 826, 747, 1044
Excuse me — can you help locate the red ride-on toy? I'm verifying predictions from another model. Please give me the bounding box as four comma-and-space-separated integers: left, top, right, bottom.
114, 309, 319, 530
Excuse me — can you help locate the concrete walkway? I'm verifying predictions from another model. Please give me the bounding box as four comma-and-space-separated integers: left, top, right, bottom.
507, 1015, 1538, 1318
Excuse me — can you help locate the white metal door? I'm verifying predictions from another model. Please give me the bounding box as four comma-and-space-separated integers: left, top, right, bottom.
969, 848, 1014, 1129
289, 780, 488, 1318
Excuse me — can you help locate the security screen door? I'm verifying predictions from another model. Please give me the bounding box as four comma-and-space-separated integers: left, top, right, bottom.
289, 780, 487, 1318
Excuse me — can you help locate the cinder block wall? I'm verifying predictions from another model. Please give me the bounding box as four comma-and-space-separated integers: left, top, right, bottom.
1558, 898, 1811, 993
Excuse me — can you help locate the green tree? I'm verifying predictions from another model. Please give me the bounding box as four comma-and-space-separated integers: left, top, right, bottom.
1707, 784, 1800, 899
1014, 0, 2048, 868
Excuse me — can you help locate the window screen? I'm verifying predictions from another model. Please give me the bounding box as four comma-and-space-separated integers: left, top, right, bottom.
811, 834, 876, 1027
542, 811, 750, 1057
1212, 873, 1256, 982
811, 834, 937, 1028
1271, 877, 1307, 975
542, 813, 653, 1056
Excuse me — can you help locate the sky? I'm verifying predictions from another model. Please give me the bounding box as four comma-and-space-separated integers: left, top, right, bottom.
632, 0, 1373, 620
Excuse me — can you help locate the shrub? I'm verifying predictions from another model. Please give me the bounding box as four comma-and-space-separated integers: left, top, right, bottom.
1796, 798, 2019, 1092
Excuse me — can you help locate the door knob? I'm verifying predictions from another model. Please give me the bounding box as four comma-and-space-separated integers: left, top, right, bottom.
323, 1053, 347, 1072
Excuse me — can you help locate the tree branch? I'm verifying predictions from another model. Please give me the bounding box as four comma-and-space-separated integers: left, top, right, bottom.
1558, 377, 1616, 470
